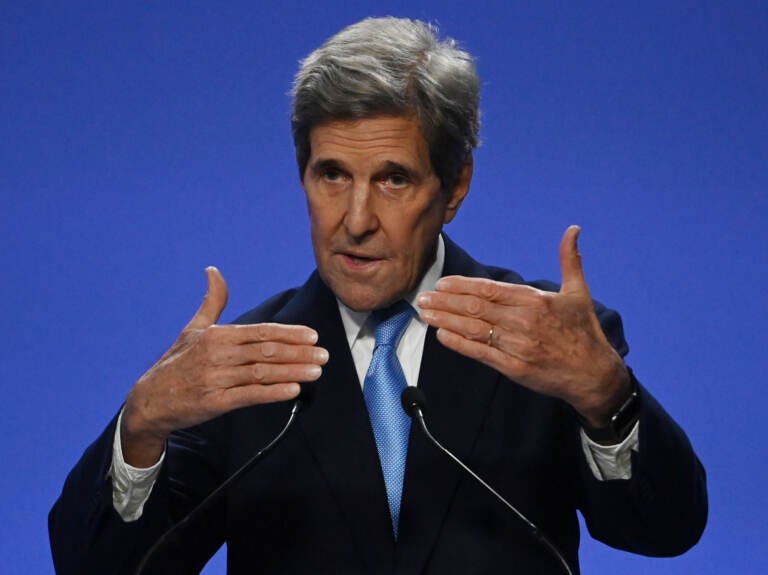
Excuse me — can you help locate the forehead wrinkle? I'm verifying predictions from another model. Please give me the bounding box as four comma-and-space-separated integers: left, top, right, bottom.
313, 130, 415, 151
309, 119, 431, 173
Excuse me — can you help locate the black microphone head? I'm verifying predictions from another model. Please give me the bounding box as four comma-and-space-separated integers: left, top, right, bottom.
296, 382, 316, 412
401, 387, 427, 418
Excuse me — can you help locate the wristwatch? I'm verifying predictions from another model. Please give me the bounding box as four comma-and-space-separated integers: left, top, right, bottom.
580, 372, 641, 445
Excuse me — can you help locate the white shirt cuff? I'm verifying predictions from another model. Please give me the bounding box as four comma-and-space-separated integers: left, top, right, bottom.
580, 421, 639, 481
108, 408, 165, 522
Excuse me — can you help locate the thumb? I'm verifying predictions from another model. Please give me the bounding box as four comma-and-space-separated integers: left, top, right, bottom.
186, 266, 229, 329
559, 225, 590, 296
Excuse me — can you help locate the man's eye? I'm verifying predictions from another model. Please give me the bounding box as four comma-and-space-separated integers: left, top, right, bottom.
383, 173, 409, 188
322, 169, 344, 182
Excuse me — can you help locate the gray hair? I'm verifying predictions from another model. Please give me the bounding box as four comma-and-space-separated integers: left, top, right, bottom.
291, 17, 480, 190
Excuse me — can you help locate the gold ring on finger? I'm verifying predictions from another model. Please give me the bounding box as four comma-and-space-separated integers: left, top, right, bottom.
487, 326, 495, 346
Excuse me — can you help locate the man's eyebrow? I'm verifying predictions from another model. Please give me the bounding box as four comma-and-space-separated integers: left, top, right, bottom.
308, 158, 343, 174
308, 159, 424, 179
376, 161, 422, 180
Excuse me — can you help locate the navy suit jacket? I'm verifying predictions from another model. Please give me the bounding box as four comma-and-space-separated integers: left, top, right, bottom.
49, 237, 707, 574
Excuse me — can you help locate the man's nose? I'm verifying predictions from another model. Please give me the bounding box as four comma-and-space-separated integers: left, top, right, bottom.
343, 184, 379, 239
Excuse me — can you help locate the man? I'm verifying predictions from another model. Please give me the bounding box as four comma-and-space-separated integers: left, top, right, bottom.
49, 17, 707, 574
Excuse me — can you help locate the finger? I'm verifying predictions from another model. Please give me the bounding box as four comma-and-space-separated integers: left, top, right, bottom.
427, 276, 541, 307
418, 306, 493, 344
210, 341, 329, 367
418, 290, 494, 321
559, 225, 590, 297
187, 267, 229, 330
225, 322, 319, 346
419, 291, 539, 336
221, 362, 324, 388
217, 382, 302, 412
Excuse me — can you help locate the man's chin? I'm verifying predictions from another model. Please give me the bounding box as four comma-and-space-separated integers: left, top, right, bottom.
319, 268, 411, 311
332, 286, 403, 312
337, 294, 390, 312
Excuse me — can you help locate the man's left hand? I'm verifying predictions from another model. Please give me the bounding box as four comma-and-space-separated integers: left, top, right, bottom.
417, 225, 630, 427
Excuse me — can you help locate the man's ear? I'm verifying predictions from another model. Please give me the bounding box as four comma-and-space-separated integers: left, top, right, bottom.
443, 155, 473, 224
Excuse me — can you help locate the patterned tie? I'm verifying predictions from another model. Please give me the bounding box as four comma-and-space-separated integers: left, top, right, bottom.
363, 300, 415, 539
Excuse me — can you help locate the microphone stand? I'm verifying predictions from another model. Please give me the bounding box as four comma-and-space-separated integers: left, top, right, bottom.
402, 388, 574, 575
134, 388, 313, 575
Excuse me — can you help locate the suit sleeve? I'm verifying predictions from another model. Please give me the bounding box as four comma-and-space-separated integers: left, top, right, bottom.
49, 413, 226, 574
575, 303, 708, 556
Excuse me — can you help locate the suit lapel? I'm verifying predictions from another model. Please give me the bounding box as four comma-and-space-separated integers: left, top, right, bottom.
274, 273, 396, 573
395, 236, 507, 573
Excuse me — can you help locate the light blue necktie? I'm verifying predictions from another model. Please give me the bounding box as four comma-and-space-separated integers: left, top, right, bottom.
363, 300, 414, 539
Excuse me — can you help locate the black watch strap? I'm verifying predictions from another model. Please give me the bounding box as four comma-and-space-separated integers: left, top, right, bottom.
580, 372, 641, 445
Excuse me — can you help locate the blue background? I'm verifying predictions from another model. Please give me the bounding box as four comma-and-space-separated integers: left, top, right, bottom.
2, 1, 766, 573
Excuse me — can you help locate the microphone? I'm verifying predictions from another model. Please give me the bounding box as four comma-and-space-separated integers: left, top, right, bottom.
134, 382, 315, 574
401, 387, 574, 575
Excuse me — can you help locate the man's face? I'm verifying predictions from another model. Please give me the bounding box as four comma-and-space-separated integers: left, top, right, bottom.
302, 116, 470, 311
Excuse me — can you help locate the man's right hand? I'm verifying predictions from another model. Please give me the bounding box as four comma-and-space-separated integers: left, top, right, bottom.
120, 267, 328, 467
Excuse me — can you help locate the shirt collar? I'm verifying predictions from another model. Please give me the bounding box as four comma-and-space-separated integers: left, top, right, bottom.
337, 234, 445, 348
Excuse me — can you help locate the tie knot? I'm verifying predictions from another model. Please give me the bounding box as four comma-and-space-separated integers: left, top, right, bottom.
371, 301, 414, 348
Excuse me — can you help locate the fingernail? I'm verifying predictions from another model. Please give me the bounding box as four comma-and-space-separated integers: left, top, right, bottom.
435, 278, 449, 290
307, 365, 322, 378
305, 330, 319, 344
315, 348, 329, 363
419, 309, 434, 321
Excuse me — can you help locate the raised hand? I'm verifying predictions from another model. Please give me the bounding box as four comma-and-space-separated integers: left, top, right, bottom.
417, 226, 630, 426
121, 267, 328, 467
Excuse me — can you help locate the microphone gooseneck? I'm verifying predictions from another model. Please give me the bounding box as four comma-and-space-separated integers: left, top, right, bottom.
400, 387, 574, 575
134, 385, 314, 575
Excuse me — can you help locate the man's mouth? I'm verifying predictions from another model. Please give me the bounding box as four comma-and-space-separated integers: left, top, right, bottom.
340, 252, 383, 267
